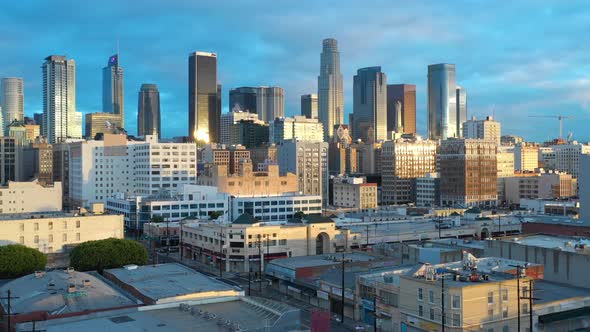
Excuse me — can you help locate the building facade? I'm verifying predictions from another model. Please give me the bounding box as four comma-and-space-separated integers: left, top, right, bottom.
514, 143, 539, 172
428, 64, 457, 140
220, 110, 261, 146
439, 139, 498, 207
0, 181, 61, 214
455, 86, 467, 137
416, 172, 440, 207
42, 55, 82, 143
551, 142, 590, 178
352, 66, 387, 142
0, 77, 24, 135
229, 87, 258, 113
386, 84, 416, 135
332, 176, 378, 209
256, 86, 284, 122
188, 51, 220, 143
85, 112, 123, 139
318, 38, 344, 140
462, 115, 501, 145
22, 137, 54, 185
270, 116, 324, 144
137, 83, 161, 138
102, 54, 124, 127
301, 94, 318, 119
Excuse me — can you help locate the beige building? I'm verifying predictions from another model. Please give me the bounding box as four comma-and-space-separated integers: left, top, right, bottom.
0, 207, 123, 253
503, 170, 576, 204
381, 137, 438, 205
462, 115, 501, 145
181, 214, 340, 272
514, 143, 539, 172
201, 143, 251, 175
249, 144, 277, 171
332, 176, 378, 209
0, 181, 62, 214
440, 139, 497, 207
84, 112, 123, 139
198, 161, 298, 197
22, 137, 53, 185
270, 116, 324, 143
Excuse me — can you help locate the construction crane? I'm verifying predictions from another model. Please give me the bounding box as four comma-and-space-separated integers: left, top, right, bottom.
528, 115, 573, 140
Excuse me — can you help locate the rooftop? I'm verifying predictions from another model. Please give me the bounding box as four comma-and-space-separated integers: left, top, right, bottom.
0, 210, 107, 221
499, 234, 590, 254
534, 280, 590, 305
269, 252, 378, 270
0, 269, 136, 315
428, 238, 486, 250
104, 263, 241, 303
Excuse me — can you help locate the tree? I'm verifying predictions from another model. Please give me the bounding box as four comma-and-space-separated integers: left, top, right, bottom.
0, 245, 47, 279
70, 238, 148, 273
151, 215, 165, 223
293, 211, 306, 220
208, 211, 223, 220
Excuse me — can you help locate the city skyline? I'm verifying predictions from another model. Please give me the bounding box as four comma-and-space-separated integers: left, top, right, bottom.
1, 1, 589, 141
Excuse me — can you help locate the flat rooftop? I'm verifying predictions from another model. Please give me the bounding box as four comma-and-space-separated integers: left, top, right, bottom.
0, 211, 108, 221
0, 270, 137, 315
500, 234, 590, 254
269, 252, 379, 270
534, 280, 590, 305
105, 263, 240, 302
428, 238, 486, 250
18, 297, 301, 332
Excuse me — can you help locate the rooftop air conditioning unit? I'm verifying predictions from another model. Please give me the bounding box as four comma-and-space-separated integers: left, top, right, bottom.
34, 271, 45, 279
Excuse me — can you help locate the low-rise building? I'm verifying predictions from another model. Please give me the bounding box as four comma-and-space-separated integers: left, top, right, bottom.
0, 181, 62, 214
415, 172, 440, 207
332, 176, 378, 210
503, 170, 576, 204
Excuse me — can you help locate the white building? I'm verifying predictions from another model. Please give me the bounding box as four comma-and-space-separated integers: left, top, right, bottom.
415, 172, 440, 207
220, 110, 262, 146
231, 194, 322, 222
0, 181, 62, 214
277, 140, 328, 203
552, 142, 590, 178
269, 116, 324, 144
69, 134, 197, 207
462, 115, 501, 145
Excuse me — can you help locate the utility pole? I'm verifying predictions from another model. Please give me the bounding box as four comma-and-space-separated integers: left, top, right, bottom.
179, 220, 183, 262
373, 296, 378, 332
366, 224, 370, 249
21, 320, 46, 332
1, 289, 19, 332
218, 225, 223, 278
441, 275, 445, 332
248, 268, 251, 296
510, 264, 527, 331
341, 251, 345, 324
520, 279, 540, 332
166, 218, 170, 255
498, 215, 501, 235
258, 234, 263, 292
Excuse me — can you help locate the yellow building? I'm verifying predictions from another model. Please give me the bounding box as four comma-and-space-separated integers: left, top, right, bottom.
0, 181, 62, 214
198, 161, 299, 197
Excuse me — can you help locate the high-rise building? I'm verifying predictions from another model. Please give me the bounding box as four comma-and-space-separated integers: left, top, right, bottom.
220, 110, 260, 145
551, 142, 590, 178
0, 137, 20, 185
22, 137, 54, 185
352, 67, 387, 142
328, 124, 355, 176
0, 77, 24, 135
256, 86, 284, 122
270, 116, 324, 144
188, 52, 220, 143
462, 116, 501, 145
229, 87, 257, 113
456, 86, 467, 136
318, 38, 344, 140
231, 120, 269, 148
85, 113, 123, 139
102, 54, 124, 127
439, 138, 498, 207
301, 94, 318, 119
33, 113, 43, 134
428, 63, 457, 140
277, 140, 328, 203
381, 137, 438, 204
42, 55, 82, 143
386, 84, 416, 134
137, 84, 161, 138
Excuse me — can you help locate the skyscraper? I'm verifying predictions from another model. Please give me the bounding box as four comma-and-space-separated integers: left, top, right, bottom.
137, 84, 161, 138
301, 94, 318, 119
102, 54, 124, 127
188, 51, 221, 143
352, 66, 387, 142
428, 63, 457, 140
256, 86, 284, 122
386, 84, 416, 134
42, 55, 82, 143
456, 86, 467, 136
318, 38, 344, 140
229, 87, 257, 113
1, 77, 24, 135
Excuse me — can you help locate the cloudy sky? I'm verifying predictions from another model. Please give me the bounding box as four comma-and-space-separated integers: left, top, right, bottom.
2, 0, 589, 141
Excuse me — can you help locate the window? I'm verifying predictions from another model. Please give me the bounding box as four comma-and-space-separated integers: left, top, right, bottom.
34, 235, 39, 244
452, 295, 461, 309
76, 220, 80, 228
522, 303, 529, 314
19, 236, 24, 244
502, 289, 508, 301
279, 239, 287, 245
76, 233, 81, 241
418, 305, 423, 317
502, 326, 510, 332
417, 288, 423, 301
429, 307, 435, 320
488, 308, 494, 319
452, 313, 460, 327
429, 290, 434, 304
19, 223, 24, 231
63, 221, 68, 229
522, 286, 529, 298
63, 234, 67, 242
502, 307, 508, 318
34, 223, 39, 231
49, 222, 53, 230
49, 234, 53, 243
487, 291, 494, 304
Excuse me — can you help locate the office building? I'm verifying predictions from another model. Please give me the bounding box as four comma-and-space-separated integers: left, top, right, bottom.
69, 134, 197, 207
249, 144, 277, 171
0, 77, 24, 135
0, 208, 123, 253
328, 124, 356, 176
229, 86, 257, 113
462, 115, 501, 145
381, 137, 438, 204
456, 86, 467, 136
220, 110, 261, 146
318, 38, 344, 140
428, 63, 457, 140
257, 86, 284, 122
0, 181, 61, 214
514, 143, 539, 172
85, 112, 123, 139
7, 119, 28, 145
332, 176, 378, 209
42, 55, 82, 143
301, 93, 318, 119
539, 146, 556, 169
188, 51, 220, 143
501, 134, 524, 145
0, 137, 20, 185
497, 146, 515, 201
439, 138, 498, 207
137, 83, 161, 138
551, 141, 590, 178
231, 119, 269, 148
270, 116, 324, 144
102, 54, 124, 126
22, 137, 53, 185
352, 66, 387, 142
386, 84, 416, 134
33, 112, 43, 134
503, 170, 576, 204
201, 143, 251, 175
416, 172, 440, 207
277, 140, 328, 202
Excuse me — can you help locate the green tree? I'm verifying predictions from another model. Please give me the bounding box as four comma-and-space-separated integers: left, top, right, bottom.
0, 245, 47, 279
69, 238, 148, 273
293, 211, 306, 220
151, 215, 165, 223
208, 211, 223, 220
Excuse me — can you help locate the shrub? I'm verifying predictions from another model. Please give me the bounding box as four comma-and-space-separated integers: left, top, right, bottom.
69, 238, 148, 272
0, 245, 47, 279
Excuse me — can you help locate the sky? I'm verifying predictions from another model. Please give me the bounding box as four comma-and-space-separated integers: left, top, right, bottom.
1, 0, 590, 142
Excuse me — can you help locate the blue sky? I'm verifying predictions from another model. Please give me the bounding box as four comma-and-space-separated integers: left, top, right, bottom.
1, 0, 590, 141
